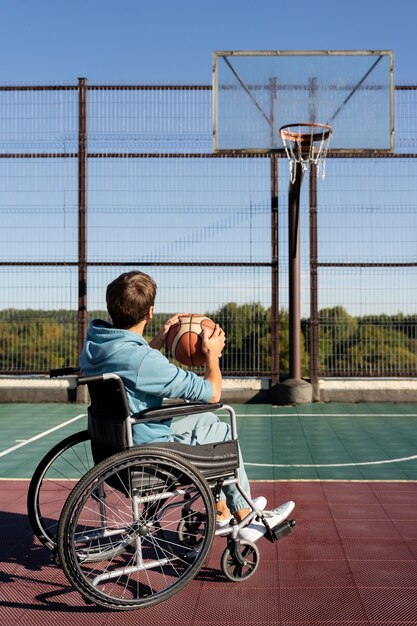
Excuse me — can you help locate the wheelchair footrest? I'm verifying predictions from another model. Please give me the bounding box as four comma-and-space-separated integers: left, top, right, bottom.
266, 518, 296, 543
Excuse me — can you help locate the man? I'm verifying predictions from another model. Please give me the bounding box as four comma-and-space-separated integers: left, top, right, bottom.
80, 271, 294, 540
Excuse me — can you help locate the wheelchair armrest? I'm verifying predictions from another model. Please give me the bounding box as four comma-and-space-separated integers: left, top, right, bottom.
77, 374, 105, 386
134, 402, 223, 422
50, 366, 80, 378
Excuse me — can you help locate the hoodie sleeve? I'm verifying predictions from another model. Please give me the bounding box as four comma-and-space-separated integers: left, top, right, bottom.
136, 348, 214, 403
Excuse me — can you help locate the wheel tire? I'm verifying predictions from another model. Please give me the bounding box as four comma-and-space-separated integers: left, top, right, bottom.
57, 447, 215, 610
27, 430, 91, 551
221, 540, 260, 582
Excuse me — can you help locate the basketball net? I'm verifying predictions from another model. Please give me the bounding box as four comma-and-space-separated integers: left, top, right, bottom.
279, 123, 332, 184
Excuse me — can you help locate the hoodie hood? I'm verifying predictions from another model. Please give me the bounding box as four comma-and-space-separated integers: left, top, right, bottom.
80, 319, 149, 369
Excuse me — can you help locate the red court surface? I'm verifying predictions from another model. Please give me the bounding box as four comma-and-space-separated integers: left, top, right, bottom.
2, 478, 417, 625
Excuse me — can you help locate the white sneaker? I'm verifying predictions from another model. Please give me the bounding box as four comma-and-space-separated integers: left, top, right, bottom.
216, 496, 267, 529
251, 495, 267, 514
238, 500, 295, 543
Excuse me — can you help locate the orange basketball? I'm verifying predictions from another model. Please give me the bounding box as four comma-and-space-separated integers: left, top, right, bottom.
166, 315, 216, 367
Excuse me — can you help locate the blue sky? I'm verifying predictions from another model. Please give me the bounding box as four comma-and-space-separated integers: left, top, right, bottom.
0, 0, 416, 84
1, 0, 416, 317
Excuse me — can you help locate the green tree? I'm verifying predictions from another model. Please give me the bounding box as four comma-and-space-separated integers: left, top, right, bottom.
210, 302, 270, 373
347, 323, 417, 375
318, 306, 358, 373
1, 306, 416, 377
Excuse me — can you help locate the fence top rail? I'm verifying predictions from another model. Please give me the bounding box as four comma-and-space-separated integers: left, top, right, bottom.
3, 151, 417, 160
0, 83, 415, 92
0, 85, 78, 91
0, 83, 212, 91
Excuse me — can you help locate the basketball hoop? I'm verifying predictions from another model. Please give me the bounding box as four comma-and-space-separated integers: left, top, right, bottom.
279, 123, 332, 184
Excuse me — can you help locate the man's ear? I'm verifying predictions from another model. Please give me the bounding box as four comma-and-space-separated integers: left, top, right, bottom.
146, 305, 154, 321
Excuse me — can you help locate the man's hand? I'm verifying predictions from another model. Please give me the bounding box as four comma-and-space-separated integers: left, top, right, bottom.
148, 313, 189, 350
201, 324, 225, 360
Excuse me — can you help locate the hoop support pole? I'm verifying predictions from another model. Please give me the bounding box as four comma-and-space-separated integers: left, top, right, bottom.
288, 162, 304, 380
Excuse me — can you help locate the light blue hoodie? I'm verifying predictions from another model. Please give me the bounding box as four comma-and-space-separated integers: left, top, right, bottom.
80, 319, 213, 445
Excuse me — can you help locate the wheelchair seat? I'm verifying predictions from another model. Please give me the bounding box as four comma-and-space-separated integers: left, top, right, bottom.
80, 372, 240, 482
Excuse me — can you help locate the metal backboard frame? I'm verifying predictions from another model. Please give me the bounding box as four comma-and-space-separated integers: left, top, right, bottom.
213, 50, 394, 154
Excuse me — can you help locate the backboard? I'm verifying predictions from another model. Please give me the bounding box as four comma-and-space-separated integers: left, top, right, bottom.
213, 50, 394, 153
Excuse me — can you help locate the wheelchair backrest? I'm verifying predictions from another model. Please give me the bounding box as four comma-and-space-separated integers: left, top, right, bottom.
78, 374, 132, 460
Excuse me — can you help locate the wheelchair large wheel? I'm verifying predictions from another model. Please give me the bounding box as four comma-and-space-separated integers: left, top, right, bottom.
57, 447, 215, 611
27, 430, 92, 551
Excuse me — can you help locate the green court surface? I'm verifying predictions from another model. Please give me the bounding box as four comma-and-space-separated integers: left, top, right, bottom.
1, 402, 417, 482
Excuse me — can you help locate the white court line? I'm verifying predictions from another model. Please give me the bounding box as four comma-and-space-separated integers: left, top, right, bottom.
238, 412, 417, 467
245, 454, 417, 468
235, 413, 417, 418
0, 414, 86, 458
2, 410, 415, 464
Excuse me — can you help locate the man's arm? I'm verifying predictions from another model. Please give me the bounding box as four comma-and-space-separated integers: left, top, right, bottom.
146, 315, 225, 403
201, 324, 225, 403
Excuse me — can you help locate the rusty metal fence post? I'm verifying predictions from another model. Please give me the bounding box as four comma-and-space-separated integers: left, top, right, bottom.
77, 78, 88, 357
271, 154, 279, 385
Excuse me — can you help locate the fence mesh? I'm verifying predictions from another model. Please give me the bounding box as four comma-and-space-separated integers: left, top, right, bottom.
0, 82, 416, 377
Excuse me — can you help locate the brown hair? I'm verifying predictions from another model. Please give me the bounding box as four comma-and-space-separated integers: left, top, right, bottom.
106, 271, 157, 329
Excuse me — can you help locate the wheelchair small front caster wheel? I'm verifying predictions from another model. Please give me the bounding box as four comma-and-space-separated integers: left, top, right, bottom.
177, 512, 207, 547
221, 540, 260, 581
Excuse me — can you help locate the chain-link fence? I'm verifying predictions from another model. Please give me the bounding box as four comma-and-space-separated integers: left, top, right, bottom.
1, 82, 416, 378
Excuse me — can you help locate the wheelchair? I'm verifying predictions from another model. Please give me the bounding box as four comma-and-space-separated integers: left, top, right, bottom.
27, 367, 296, 611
